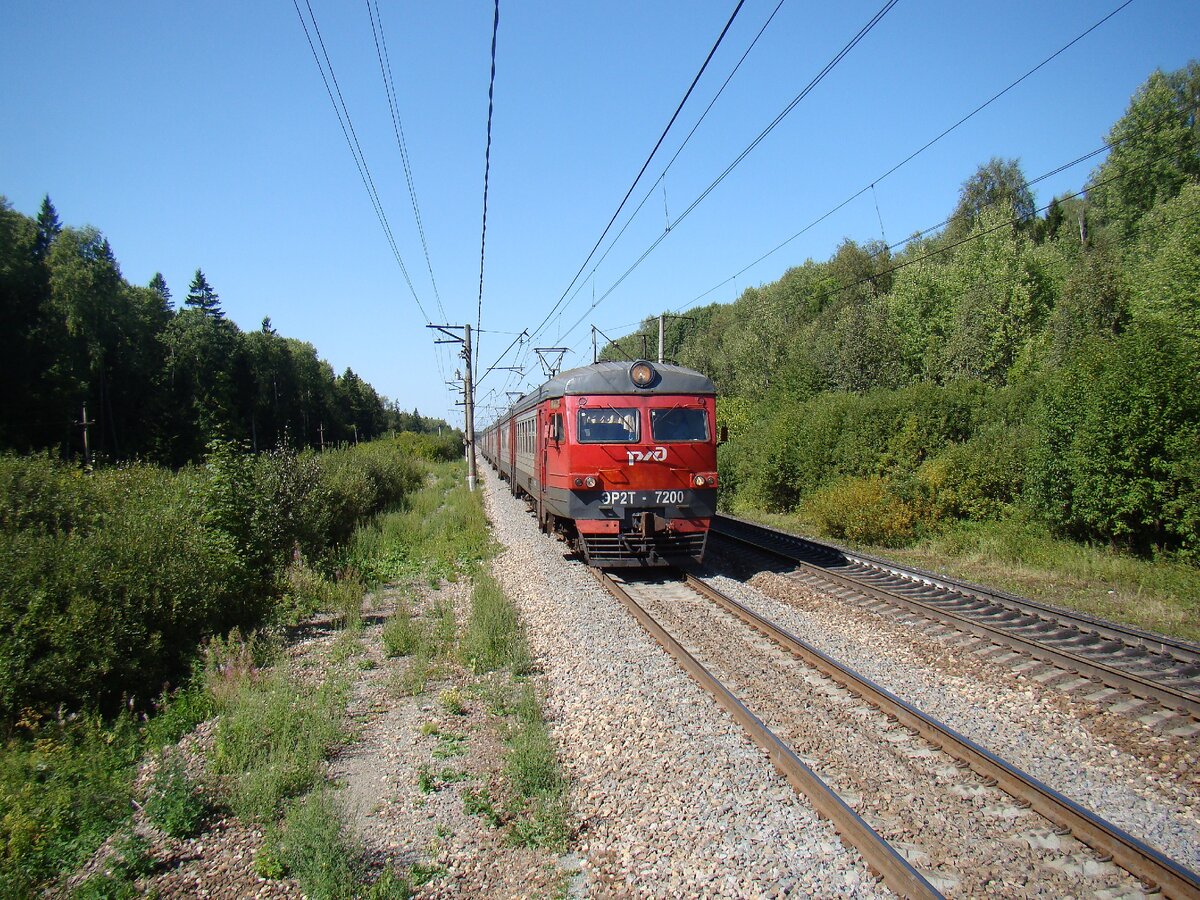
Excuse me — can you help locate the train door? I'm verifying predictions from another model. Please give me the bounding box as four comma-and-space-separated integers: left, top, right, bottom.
537, 407, 548, 530
507, 416, 517, 494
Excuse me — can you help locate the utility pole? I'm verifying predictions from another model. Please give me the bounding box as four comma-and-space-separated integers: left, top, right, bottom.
658, 313, 665, 364
429, 323, 478, 492
318, 422, 325, 452
592, 326, 598, 364
77, 402, 95, 466
463, 323, 477, 492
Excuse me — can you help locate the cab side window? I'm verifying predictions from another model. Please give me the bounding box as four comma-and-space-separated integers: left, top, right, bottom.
551, 413, 564, 443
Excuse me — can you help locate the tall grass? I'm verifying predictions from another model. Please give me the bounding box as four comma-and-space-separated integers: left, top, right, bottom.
461, 572, 531, 675
209, 670, 347, 822
346, 463, 493, 586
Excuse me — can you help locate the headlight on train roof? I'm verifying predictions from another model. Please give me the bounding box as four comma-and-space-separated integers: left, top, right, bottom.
630, 360, 656, 388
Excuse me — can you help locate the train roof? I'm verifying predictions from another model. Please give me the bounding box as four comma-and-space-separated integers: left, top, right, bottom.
504, 360, 715, 419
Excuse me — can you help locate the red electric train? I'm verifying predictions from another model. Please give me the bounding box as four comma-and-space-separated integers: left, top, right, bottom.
480, 359, 720, 567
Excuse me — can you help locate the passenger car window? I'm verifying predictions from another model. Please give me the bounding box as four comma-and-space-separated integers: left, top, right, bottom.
650, 408, 709, 442
577, 407, 639, 443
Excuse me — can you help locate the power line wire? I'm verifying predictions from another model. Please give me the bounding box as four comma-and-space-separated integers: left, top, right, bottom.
527, 0, 750, 344
366, 0, 444, 319
476, 0, 500, 354
546, 0, 901, 346
680, 0, 1137, 311
540, 0, 790, 341
292, 0, 429, 322
684, 140, 1187, 326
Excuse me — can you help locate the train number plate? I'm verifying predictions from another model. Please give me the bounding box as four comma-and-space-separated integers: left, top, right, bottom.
598, 490, 692, 507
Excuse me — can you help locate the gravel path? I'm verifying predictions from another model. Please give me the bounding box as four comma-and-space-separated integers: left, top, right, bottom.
482, 467, 890, 898
698, 552, 1200, 874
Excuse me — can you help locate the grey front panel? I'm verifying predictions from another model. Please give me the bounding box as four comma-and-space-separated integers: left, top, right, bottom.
543, 487, 717, 521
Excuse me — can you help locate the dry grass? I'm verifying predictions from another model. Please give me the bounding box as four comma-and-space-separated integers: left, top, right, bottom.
734, 507, 1200, 642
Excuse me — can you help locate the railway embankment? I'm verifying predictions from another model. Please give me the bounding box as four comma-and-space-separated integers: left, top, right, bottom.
53, 460, 1199, 897
482, 467, 888, 898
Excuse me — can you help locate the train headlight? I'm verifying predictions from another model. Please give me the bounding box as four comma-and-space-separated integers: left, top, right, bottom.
574, 477, 584, 487
630, 361, 656, 388
584, 476, 598, 488
693, 474, 707, 487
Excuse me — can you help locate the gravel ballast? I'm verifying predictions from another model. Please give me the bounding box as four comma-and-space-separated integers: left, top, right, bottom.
698, 555, 1200, 874
482, 468, 890, 898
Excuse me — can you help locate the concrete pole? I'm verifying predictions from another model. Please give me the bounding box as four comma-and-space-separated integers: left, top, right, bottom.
464, 323, 478, 492
658, 313, 665, 364
79, 402, 93, 466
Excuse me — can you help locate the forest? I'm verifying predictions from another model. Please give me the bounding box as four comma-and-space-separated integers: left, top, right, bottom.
606, 63, 1200, 561
0, 205, 448, 467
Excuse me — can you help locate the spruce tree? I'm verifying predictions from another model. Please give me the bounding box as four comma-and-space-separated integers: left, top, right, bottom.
34, 194, 61, 259
149, 272, 171, 306
184, 268, 224, 319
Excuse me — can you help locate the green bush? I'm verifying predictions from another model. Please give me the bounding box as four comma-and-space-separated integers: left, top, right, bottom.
806, 475, 919, 546
0, 440, 421, 723
727, 383, 990, 514
393, 430, 462, 462
0, 713, 140, 897
1028, 322, 1200, 555
316, 446, 421, 549
914, 425, 1031, 523
0, 461, 242, 719
0, 452, 101, 535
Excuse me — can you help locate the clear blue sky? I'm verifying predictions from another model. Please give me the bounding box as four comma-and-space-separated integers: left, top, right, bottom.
3, 1, 1196, 425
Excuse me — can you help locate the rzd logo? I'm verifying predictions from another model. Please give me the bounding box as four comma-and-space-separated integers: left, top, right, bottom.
626, 446, 667, 465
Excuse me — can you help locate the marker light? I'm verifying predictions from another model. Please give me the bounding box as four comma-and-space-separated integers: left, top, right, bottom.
630, 361, 656, 388
584, 476, 598, 488
693, 475, 707, 487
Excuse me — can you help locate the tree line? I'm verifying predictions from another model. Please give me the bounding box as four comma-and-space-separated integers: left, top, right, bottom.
0, 206, 451, 466
605, 63, 1200, 557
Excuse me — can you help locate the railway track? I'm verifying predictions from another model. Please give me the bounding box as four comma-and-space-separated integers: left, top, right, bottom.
711, 514, 1200, 730
594, 568, 1200, 899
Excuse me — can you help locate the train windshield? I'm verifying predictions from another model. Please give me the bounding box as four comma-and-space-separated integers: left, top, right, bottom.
650, 407, 709, 442
577, 407, 640, 443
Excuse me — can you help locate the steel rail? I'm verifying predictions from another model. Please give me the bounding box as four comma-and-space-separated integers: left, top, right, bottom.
716, 514, 1200, 664
590, 568, 942, 900
682, 573, 1200, 899
710, 518, 1200, 720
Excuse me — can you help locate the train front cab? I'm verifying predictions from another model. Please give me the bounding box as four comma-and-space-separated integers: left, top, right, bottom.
541, 390, 718, 567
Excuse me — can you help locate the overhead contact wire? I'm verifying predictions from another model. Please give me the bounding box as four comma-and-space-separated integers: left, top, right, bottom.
681, 0, 1136, 310
528, 0, 749, 344
477, 0, 500, 353
541, 0, 789, 342
292, 0, 428, 321
367, 0, 444, 319
552, 0, 901, 346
